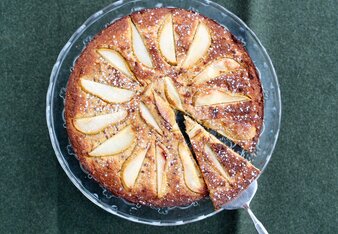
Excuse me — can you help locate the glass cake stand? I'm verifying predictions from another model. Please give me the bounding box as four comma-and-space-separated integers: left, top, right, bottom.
46, 0, 281, 226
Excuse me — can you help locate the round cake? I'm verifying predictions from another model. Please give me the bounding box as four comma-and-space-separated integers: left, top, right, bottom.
65, 8, 263, 208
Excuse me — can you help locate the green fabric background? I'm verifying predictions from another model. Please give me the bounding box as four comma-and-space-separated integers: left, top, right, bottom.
0, 0, 337, 233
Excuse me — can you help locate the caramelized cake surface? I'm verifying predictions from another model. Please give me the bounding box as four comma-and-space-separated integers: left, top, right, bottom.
65, 8, 263, 208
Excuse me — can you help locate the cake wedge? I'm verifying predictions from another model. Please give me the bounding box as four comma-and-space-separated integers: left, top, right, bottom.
185, 116, 260, 209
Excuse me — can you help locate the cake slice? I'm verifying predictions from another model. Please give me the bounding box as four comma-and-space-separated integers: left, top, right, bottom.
185, 116, 260, 209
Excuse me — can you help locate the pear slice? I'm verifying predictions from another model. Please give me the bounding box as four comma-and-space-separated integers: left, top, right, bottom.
204, 144, 233, 182
97, 49, 134, 79
74, 110, 127, 134
130, 20, 153, 68
139, 102, 162, 134
182, 22, 211, 68
178, 142, 205, 194
89, 125, 135, 157
163, 77, 183, 111
185, 116, 203, 138
121, 145, 149, 190
158, 14, 176, 65
156, 144, 167, 198
218, 124, 257, 141
154, 93, 179, 131
194, 58, 241, 84
193, 90, 250, 107
80, 79, 135, 103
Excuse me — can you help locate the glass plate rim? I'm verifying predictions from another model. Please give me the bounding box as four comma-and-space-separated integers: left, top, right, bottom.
46, 0, 281, 226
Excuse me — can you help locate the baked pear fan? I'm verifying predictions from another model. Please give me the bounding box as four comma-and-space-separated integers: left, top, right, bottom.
65, 8, 263, 208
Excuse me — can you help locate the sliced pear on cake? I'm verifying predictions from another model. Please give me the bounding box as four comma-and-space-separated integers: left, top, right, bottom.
218, 123, 257, 141
97, 49, 134, 79
121, 145, 150, 190
130, 20, 153, 68
156, 144, 167, 198
182, 22, 211, 68
89, 125, 135, 157
178, 142, 206, 194
194, 58, 241, 84
158, 14, 176, 65
74, 110, 127, 134
139, 102, 162, 134
204, 144, 233, 182
163, 77, 183, 111
193, 90, 250, 107
80, 79, 135, 103
154, 93, 179, 131
186, 119, 202, 139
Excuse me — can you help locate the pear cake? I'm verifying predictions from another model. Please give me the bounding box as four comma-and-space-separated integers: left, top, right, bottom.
65, 8, 263, 209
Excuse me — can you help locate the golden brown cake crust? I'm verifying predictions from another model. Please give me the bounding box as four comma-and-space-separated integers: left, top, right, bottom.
65, 8, 263, 207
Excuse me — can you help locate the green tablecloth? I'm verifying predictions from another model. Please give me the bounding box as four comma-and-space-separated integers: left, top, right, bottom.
1, 0, 337, 233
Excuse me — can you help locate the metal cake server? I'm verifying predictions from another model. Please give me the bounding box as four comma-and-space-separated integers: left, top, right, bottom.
224, 180, 268, 234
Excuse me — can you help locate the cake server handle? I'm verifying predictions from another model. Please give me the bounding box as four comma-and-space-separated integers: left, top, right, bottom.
244, 204, 269, 234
